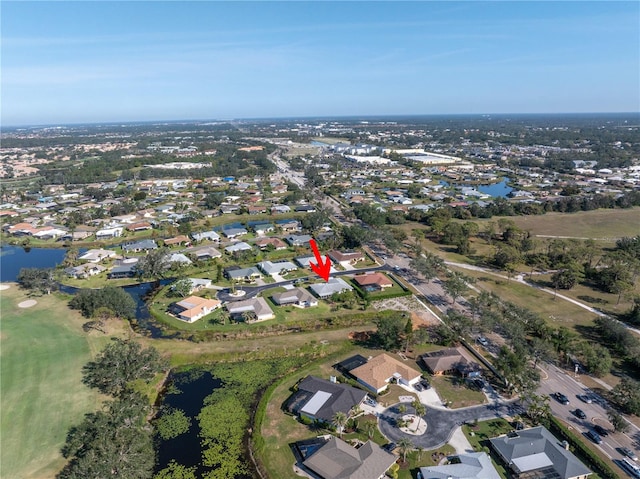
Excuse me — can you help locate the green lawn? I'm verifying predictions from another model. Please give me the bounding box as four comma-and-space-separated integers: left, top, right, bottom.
429, 375, 487, 409
0, 285, 126, 479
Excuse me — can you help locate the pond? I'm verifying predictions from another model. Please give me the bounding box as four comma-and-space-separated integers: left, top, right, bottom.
155, 369, 254, 479
440, 178, 513, 198
0, 245, 69, 282
156, 370, 222, 473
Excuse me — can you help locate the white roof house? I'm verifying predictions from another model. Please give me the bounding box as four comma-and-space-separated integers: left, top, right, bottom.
420, 452, 501, 479
225, 242, 252, 253
78, 249, 117, 263
258, 260, 298, 277
309, 277, 353, 299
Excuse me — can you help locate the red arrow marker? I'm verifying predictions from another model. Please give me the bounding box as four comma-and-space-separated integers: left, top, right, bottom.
309, 239, 332, 282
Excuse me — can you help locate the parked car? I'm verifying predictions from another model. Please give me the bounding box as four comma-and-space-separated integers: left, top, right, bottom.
383, 442, 397, 453
414, 383, 424, 392
586, 430, 603, 444
577, 394, 593, 404
477, 337, 489, 346
574, 409, 587, 419
420, 379, 431, 389
593, 424, 609, 437
554, 392, 570, 405
621, 447, 638, 461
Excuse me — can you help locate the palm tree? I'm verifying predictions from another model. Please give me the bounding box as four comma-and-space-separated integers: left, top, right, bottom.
398, 404, 407, 415
397, 437, 413, 463
363, 421, 376, 439
332, 411, 348, 438
411, 400, 426, 431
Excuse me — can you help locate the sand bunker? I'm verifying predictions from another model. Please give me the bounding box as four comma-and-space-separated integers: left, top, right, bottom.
0, 284, 10, 291
18, 299, 37, 308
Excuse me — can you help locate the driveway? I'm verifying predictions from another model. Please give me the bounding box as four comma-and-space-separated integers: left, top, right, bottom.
378, 401, 522, 449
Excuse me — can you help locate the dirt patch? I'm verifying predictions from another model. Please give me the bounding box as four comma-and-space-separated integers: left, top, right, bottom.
371, 296, 440, 328
0, 284, 10, 291
18, 299, 37, 308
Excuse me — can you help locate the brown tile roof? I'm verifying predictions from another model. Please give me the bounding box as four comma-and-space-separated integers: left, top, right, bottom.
350, 353, 421, 390
353, 272, 392, 288
164, 235, 190, 245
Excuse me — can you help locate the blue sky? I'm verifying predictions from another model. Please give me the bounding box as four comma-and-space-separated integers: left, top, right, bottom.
2, 1, 639, 125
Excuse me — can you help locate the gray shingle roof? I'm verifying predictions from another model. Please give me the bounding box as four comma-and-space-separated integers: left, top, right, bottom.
289, 376, 367, 423
490, 426, 592, 479
303, 436, 396, 479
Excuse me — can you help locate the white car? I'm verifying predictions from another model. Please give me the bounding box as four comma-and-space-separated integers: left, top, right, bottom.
478, 337, 489, 346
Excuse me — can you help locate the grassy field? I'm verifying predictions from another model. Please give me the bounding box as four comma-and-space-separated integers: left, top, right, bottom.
430, 375, 487, 409
473, 208, 640, 240
0, 285, 127, 479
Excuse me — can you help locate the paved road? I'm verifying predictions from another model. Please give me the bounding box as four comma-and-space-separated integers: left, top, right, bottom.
378, 401, 523, 449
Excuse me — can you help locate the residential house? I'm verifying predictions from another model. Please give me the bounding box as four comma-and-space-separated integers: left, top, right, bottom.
220, 204, 241, 214
286, 376, 367, 423
78, 249, 116, 263
126, 221, 152, 232
183, 244, 222, 260
301, 436, 397, 479
64, 264, 106, 279
350, 353, 422, 394
171, 296, 221, 323
419, 452, 501, 479
258, 260, 298, 277
295, 204, 317, 213
166, 253, 192, 266
122, 239, 158, 253
225, 266, 262, 282
271, 288, 318, 308
276, 219, 301, 232
309, 277, 353, 299
225, 297, 274, 322
248, 221, 275, 235
108, 258, 139, 279
328, 250, 366, 267
255, 237, 287, 250
191, 230, 221, 243
32, 226, 68, 240
163, 235, 191, 247
224, 242, 252, 254
353, 272, 393, 291
96, 226, 124, 239
222, 225, 248, 239
247, 205, 268, 215
271, 204, 291, 214
490, 426, 592, 479
420, 348, 482, 377
171, 278, 212, 294
285, 234, 312, 247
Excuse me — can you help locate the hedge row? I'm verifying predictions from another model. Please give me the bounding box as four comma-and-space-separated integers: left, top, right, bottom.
547, 416, 619, 479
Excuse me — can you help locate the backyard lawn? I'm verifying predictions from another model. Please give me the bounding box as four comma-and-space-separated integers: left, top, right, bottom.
0, 284, 127, 479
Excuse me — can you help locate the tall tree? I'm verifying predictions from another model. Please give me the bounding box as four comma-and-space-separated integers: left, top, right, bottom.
17, 267, 58, 295
409, 253, 445, 282
82, 338, 167, 397
443, 271, 473, 305
58, 392, 154, 479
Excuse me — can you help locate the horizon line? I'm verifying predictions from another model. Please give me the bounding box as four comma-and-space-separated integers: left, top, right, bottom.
4, 111, 640, 129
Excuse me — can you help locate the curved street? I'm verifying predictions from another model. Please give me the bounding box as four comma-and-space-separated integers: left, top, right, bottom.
378, 401, 522, 450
